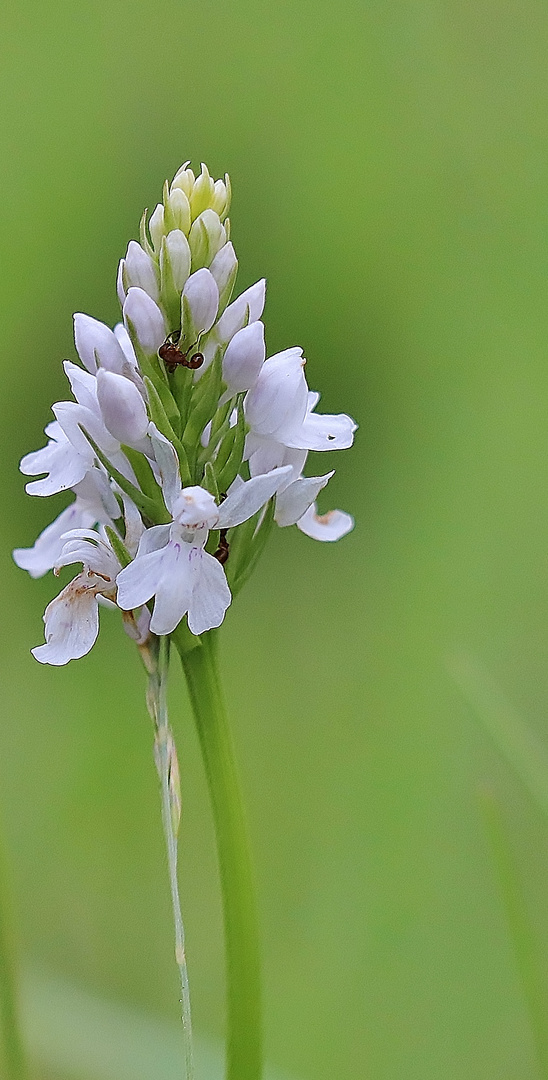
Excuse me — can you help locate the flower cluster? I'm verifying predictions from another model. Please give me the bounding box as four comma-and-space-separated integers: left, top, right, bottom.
14, 162, 357, 664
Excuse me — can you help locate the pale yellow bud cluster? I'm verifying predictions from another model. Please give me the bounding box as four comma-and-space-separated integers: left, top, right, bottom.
171, 161, 231, 221
143, 162, 231, 259
122, 162, 236, 328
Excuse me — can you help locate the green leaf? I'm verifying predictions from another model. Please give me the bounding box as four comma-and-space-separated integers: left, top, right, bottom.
79, 427, 168, 524
104, 526, 132, 568
120, 445, 161, 502
217, 401, 246, 493
170, 365, 193, 430
202, 461, 220, 499
144, 378, 192, 487
228, 499, 275, 596
182, 350, 223, 475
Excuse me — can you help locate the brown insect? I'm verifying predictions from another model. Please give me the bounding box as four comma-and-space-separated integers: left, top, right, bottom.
213, 529, 230, 566
158, 331, 204, 373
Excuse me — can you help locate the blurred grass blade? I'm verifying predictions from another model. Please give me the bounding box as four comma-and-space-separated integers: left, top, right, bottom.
21, 967, 297, 1080
0, 837, 28, 1080
449, 651, 548, 820
479, 786, 548, 1078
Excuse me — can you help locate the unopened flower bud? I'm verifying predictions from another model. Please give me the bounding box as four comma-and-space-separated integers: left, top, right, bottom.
189, 209, 226, 270
121, 241, 160, 302
73, 313, 129, 375
123, 287, 166, 355
209, 242, 238, 310
180, 269, 219, 347
149, 203, 165, 252
159, 230, 192, 324
189, 163, 216, 220
165, 187, 191, 235
170, 161, 194, 198
117, 260, 126, 306
216, 279, 266, 344
223, 321, 265, 394
96, 369, 149, 446
211, 176, 231, 219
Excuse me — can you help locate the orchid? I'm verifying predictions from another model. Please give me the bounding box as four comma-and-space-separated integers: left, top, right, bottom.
14, 159, 357, 1080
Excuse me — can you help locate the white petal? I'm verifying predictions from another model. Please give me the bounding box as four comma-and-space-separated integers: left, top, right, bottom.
56, 533, 119, 579
13, 503, 95, 578
149, 203, 165, 251
217, 465, 292, 528
74, 314, 128, 375
136, 524, 172, 557
121, 494, 145, 557
117, 259, 126, 306
216, 279, 266, 344
244, 347, 308, 439
113, 323, 138, 366
187, 549, 231, 635
53, 400, 119, 459
63, 361, 99, 413
116, 546, 168, 611
284, 409, 358, 451
296, 504, 354, 541
123, 287, 166, 354
23, 431, 90, 496
124, 241, 159, 301
149, 542, 195, 635
274, 472, 334, 527
182, 268, 219, 336
31, 577, 100, 665
148, 423, 182, 514
222, 321, 265, 394
73, 468, 120, 522
97, 369, 149, 445
209, 242, 237, 306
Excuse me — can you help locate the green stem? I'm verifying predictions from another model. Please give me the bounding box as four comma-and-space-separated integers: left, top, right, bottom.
175, 629, 262, 1080
148, 637, 194, 1079
0, 837, 28, 1080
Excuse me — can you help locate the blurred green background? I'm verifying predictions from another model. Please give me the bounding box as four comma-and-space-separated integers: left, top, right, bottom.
2, 0, 548, 1077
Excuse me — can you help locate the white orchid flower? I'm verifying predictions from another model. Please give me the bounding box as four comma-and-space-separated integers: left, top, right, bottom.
16, 158, 356, 670
116, 426, 292, 636
245, 384, 356, 540
31, 532, 121, 666
13, 469, 119, 578
245, 352, 357, 449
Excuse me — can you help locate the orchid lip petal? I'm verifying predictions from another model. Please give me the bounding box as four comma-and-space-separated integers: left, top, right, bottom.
283, 410, 358, 451
149, 542, 195, 635
31, 576, 101, 666
187, 549, 231, 636
296, 504, 355, 542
